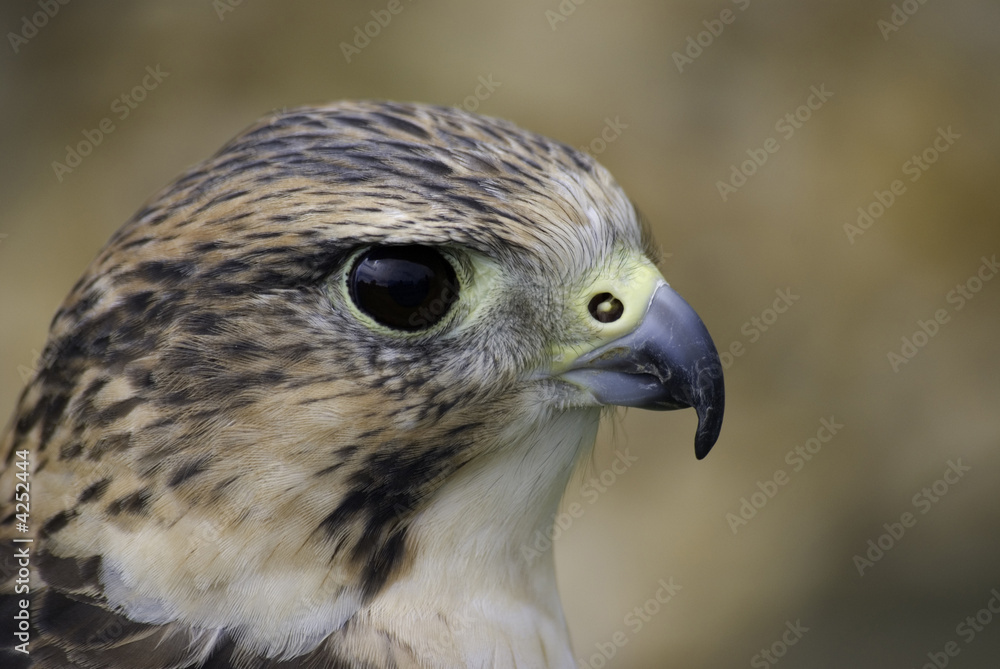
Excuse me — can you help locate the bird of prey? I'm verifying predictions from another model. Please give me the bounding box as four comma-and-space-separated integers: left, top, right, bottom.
0, 101, 724, 668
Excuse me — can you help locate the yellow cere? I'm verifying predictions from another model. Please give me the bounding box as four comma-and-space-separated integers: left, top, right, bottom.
548, 256, 666, 374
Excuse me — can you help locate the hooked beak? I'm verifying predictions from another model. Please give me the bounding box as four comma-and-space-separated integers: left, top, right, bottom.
559, 283, 725, 459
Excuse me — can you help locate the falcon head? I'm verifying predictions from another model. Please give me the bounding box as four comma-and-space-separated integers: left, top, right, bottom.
1, 101, 723, 668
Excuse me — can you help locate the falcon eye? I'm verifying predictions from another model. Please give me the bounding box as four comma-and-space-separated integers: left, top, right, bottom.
348, 245, 459, 331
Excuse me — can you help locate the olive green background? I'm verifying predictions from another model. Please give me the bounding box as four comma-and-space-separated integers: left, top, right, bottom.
1, 1, 999, 666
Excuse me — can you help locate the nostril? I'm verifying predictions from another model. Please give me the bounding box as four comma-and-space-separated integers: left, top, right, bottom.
588, 292, 624, 323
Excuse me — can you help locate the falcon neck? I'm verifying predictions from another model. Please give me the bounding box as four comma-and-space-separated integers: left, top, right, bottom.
364, 406, 602, 667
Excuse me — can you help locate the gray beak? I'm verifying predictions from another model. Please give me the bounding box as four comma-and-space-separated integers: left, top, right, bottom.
560, 283, 725, 459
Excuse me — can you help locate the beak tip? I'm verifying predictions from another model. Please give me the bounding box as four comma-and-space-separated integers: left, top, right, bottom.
693, 431, 713, 460
693, 395, 724, 460
694, 430, 715, 460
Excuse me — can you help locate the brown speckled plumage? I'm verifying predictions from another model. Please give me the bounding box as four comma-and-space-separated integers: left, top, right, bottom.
0, 101, 721, 668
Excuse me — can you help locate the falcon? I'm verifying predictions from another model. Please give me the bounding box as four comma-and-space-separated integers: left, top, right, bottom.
0, 101, 724, 668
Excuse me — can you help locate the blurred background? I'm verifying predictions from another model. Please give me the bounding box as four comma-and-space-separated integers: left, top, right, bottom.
1, 1, 998, 666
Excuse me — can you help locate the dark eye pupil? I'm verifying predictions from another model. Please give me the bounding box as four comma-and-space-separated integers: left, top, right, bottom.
348, 246, 459, 331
